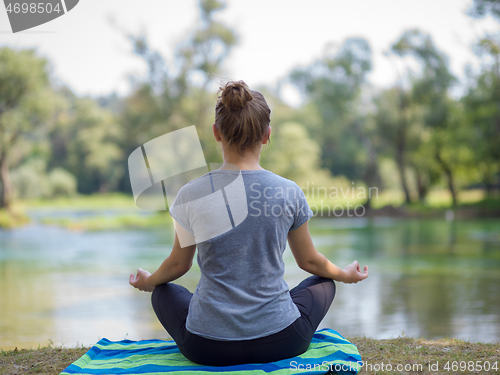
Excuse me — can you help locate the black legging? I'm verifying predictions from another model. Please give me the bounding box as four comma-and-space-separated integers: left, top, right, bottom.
151, 275, 336, 366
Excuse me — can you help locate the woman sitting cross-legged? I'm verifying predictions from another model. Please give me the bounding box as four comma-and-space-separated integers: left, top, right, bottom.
129, 80, 369, 367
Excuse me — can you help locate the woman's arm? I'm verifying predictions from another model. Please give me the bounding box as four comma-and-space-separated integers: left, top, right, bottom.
129, 227, 197, 292
287, 221, 368, 284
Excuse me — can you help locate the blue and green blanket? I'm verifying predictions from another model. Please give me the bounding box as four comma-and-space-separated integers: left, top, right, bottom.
60, 328, 362, 375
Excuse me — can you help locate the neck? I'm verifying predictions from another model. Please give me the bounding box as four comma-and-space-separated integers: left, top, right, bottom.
220, 146, 264, 171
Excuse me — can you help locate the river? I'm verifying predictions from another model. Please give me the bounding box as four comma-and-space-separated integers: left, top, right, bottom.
1, 210, 499, 349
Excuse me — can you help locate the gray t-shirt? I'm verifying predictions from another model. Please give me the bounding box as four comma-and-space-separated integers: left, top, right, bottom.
169, 169, 313, 341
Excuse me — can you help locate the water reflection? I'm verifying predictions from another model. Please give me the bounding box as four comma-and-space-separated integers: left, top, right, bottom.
0, 214, 499, 349
313, 218, 500, 343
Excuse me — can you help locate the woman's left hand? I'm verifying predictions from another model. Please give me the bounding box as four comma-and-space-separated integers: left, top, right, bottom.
129, 268, 155, 292
341, 260, 369, 284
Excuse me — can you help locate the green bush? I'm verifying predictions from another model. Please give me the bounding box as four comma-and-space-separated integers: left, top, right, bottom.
11, 159, 49, 199
11, 160, 77, 199
46, 168, 77, 197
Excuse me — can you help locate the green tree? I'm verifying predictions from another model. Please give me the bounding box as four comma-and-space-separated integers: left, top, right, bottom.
390, 29, 459, 204
463, 39, 500, 195
117, 0, 238, 192
372, 86, 416, 201
464, 3, 500, 196
48, 93, 123, 193
0, 47, 62, 208
289, 38, 381, 206
467, 0, 500, 21
261, 122, 332, 188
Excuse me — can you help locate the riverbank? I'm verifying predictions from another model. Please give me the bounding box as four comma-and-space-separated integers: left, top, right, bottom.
1, 336, 498, 374
1, 190, 500, 230
0, 206, 30, 229
307, 189, 500, 219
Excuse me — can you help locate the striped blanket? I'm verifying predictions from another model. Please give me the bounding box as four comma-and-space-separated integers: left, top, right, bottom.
60, 328, 362, 375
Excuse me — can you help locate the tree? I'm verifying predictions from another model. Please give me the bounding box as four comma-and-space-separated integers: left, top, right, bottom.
0, 47, 62, 209
48, 93, 123, 194
390, 29, 458, 204
464, 3, 500, 196
289, 38, 381, 206
372, 86, 414, 202
116, 0, 238, 192
260, 122, 331, 188
467, 0, 500, 22
463, 38, 500, 195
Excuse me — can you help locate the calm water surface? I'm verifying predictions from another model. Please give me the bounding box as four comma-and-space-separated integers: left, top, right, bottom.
1, 210, 499, 349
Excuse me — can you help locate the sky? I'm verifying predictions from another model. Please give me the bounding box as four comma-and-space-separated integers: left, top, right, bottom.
1, 0, 498, 105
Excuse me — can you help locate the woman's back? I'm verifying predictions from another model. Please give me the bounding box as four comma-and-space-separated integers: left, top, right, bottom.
170, 169, 312, 340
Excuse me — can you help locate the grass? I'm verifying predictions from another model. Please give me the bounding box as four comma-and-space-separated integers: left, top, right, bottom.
10, 193, 171, 231
19, 189, 490, 213
307, 188, 489, 211
20, 192, 135, 209
2, 189, 499, 230
307, 188, 500, 218
1, 337, 498, 375
39, 211, 172, 231
0, 344, 88, 375
0, 207, 30, 229
350, 336, 499, 374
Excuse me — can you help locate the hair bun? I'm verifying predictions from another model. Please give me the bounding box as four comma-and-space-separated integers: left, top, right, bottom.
219, 80, 253, 110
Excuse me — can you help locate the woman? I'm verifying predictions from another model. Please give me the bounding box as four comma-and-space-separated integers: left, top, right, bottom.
129, 80, 368, 366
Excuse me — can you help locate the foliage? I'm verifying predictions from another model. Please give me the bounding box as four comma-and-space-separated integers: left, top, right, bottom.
289, 38, 381, 207
0, 205, 29, 229
46, 168, 78, 197
463, 35, 500, 196
467, 0, 500, 21
3, 1, 500, 214
48, 94, 123, 194
261, 121, 336, 188
10, 159, 77, 199
112, 0, 237, 193
0, 47, 64, 208
381, 29, 469, 205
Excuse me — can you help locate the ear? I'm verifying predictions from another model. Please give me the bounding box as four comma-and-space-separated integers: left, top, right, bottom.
263, 126, 271, 144
213, 123, 221, 142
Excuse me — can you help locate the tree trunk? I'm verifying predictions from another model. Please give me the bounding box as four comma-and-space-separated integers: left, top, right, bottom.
484, 176, 493, 198
435, 150, 457, 207
0, 154, 13, 210
396, 147, 412, 204
396, 89, 412, 204
415, 168, 428, 203
362, 148, 381, 210
353, 121, 381, 211
446, 169, 457, 207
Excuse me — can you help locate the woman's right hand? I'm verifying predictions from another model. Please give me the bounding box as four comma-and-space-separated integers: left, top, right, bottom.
129, 268, 155, 292
341, 260, 369, 284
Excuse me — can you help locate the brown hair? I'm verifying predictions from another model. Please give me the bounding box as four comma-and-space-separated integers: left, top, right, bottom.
215, 80, 271, 155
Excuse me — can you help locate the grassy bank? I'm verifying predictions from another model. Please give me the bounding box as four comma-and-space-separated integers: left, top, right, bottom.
2, 190, 500, 230
0, 207, 30, 229
308, 189, 500, 219
21, 193, 135, 209
39, 211, 172, 231
1, 337, 498, 375
17, 193, 171, 231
